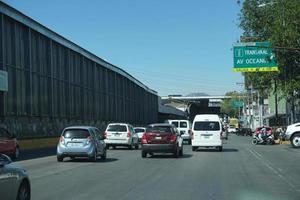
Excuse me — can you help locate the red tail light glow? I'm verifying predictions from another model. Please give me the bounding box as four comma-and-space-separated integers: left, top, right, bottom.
104, 132, 107, 139
169, 134, 177, 143
127, 132, 131, 138
86, 136, 92, 144
141, 134, 148, 144
60, 136, 65, 144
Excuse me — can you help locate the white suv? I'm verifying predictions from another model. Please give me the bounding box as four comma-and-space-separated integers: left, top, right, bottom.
104, 123, 139, 150
285, 123, 300, 148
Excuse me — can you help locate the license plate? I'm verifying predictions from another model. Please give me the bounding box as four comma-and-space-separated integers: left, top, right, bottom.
155, 136, 162, 140
69, 143, 81, 147
204, 136, 210, 139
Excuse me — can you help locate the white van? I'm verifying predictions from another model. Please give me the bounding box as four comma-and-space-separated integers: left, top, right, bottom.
166, 120, 192, 144
191, 114, 223, 151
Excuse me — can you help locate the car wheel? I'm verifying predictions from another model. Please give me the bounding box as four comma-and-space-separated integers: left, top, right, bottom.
57, 156, 63, 162
91, 150, 97, 162
128, 143, 133, 150
17, 180, 31, 200
291, 133, 300, 148
141, 150, 147, 158
192, 146, 197, 151
12, 146, 20, 159
135, 144, 139, 149
179, 147, 183, 156
173, 146, 179, 158
218, 146, 223, 152
101, 149, 107, 160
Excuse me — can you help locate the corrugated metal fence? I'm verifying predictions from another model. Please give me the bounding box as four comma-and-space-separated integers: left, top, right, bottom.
0, 2, 158, 138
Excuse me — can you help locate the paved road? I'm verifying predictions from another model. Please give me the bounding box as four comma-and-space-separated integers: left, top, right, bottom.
16, 135, 300, 200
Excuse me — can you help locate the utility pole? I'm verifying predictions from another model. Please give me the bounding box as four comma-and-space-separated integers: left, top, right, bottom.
274, 79, 279, 126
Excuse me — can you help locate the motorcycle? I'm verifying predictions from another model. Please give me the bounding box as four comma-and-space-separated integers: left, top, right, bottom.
252, 133, 274, 145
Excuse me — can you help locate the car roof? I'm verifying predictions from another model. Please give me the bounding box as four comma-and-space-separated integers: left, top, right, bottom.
64, 126, 96, 130
148, 123, 174, 127
108, 123, 130, 126
194, 114, 220, 121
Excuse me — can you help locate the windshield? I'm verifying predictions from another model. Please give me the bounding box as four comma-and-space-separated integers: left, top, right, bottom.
63, 129, 90, 138
107, 125, 128, 132
171, 122, 179, 127
194, 122, 220, 131
146, 126, 172, 133
180, 121, 188, 128
134, 128, 145, 133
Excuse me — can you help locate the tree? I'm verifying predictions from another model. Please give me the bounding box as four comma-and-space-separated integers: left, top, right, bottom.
220, 91, 244, 117
238, 0, 300, 98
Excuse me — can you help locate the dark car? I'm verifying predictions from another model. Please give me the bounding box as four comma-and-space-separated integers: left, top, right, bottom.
0, 127, 20, 159
141, 123, 183, 158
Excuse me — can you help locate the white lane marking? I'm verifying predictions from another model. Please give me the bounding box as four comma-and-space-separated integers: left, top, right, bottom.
248, 148, 300, 193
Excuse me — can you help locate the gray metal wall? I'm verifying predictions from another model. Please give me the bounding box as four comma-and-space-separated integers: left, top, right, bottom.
0, 4, 158, 138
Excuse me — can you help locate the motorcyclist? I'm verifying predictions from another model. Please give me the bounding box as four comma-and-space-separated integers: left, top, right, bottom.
259, 126, 266, 141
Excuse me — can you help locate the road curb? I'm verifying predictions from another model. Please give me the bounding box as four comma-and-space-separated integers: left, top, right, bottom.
19, 137, 59, 150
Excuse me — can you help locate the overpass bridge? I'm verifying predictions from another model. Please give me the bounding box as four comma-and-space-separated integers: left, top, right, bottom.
161, 95, 231, 121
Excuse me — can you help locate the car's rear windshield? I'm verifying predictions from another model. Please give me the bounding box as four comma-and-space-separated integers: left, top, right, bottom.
180, 121, 188, 128
107, 125, 127, 132
147, 126, 172, 133
63, 129, 90, 138
194, 122, 220, 131
171, 121, 179, 127
257, 127, 271, 131
134, 128, 145, 133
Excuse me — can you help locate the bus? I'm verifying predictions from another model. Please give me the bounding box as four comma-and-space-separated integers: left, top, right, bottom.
229, 118, 239, 129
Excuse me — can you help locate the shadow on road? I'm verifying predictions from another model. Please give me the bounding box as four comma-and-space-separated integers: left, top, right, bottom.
64, 157, 118, 163
147, 153, 193, 159
195, 148, 239, 152
15, 147, 56, 161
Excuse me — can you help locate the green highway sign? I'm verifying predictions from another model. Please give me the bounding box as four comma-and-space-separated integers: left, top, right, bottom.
233, 41, 278, 72
232, 101, 244, 108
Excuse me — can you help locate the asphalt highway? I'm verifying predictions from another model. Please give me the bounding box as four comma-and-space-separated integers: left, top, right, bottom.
16, 135, 300, 200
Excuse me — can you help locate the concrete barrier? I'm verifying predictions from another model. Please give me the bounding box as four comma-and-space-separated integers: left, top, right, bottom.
19, 137, 59, 150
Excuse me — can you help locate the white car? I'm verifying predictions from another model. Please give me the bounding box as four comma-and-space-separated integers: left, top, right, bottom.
105, 123, 139, 149
228, 125, 237, 133
167, 120, 192, 144
284, 123, 300, 148
134, 127, 146, 142
191, 114, 223, 151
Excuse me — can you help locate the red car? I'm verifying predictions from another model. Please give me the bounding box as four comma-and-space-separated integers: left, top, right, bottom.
141, 123, 183, 158
0, 127, 20, 159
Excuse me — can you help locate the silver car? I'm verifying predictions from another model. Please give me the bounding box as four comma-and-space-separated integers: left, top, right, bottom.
57, 126, 107, 162
0, 154, 31, 200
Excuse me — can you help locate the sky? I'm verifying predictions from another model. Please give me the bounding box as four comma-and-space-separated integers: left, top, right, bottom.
3, 0, 244, 96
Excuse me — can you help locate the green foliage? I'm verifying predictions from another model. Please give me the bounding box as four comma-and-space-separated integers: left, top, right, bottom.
220, 91, 244, 117
238, 0, 300, 98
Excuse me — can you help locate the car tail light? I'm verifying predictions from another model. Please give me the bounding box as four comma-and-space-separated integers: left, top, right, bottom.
127, 132, 131, 138
267, 130, 272, 134
141, 134, 148, 144
86, 136, 92, 144
169, 134, 177, 143
104, 132, 107, 139
60, 136, 65, 144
